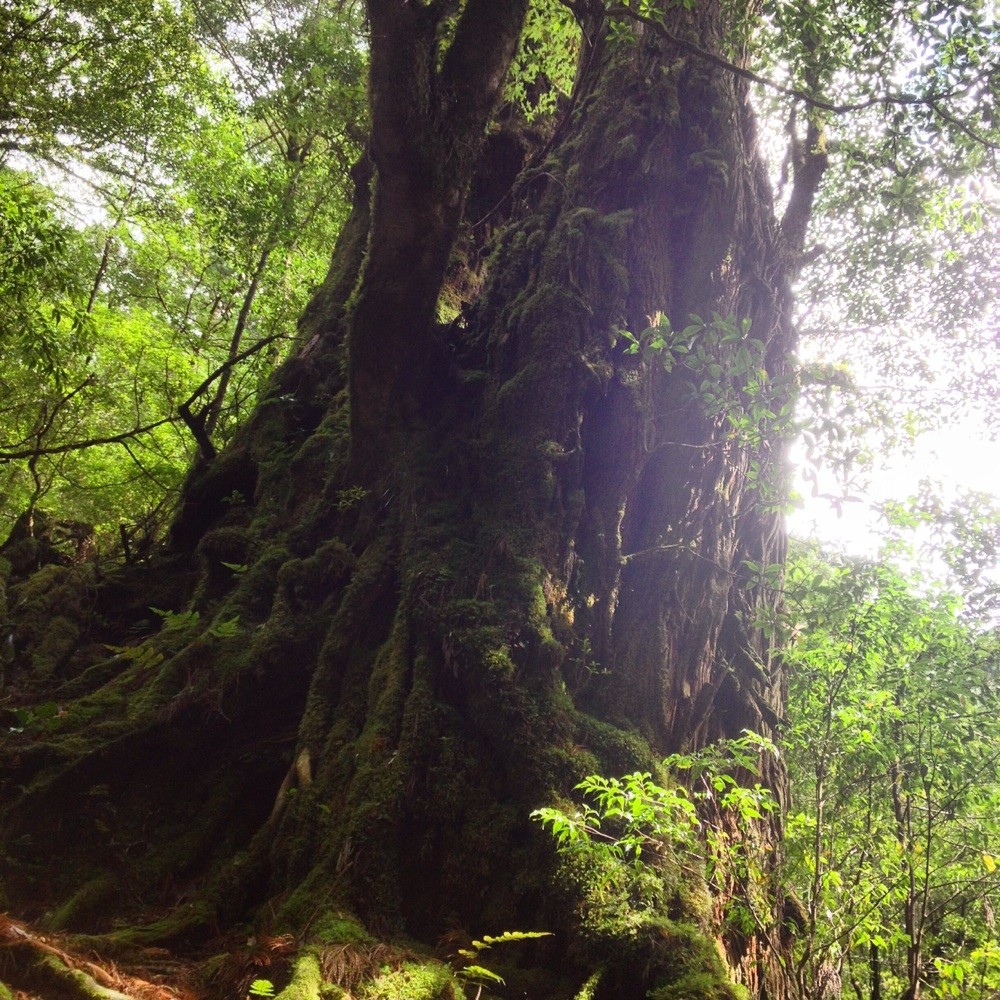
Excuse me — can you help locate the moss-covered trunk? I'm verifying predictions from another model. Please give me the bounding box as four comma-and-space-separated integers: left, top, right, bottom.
1, 3, 826, 998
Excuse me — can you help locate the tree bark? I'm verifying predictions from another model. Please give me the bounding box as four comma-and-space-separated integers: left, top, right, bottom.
348, 0, 530, 476
0, 3, 827, 998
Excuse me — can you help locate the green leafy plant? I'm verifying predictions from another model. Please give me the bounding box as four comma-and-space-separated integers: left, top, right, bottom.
533, 732, 779, 937
5, 701, 63, 733
454, 930, 552, 998
247, 979, 275, 997
782, 547, 1000, 1000
151, 607, 201, 633
618, 312, 798, 451
208, 615, 241, 639
335, 486, 368, 511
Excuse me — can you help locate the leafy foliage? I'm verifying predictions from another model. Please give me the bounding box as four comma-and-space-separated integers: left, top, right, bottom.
506, 0, 579, 119
782, 547, 1000, 999
0, 4, 996, 997
533, 734, 779, 937
454, 930, 553, 994
0, 0, 203, 162
0, 0, 364, 544
619, 311, 797, 450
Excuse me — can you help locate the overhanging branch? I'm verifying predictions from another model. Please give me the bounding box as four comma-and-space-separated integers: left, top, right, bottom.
0, 416, 177, 463
603, 4, 999, 151
0, 334, 287, 464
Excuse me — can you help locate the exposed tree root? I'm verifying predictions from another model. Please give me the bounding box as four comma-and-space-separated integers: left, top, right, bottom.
0, 911, 488, 1000
0, 913, 201, 999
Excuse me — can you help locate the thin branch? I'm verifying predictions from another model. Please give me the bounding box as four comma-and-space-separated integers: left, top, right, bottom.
29, 376, 97, 448
178, 331, 288, 460
181, 331, 287, 419
0, 334, 288, 464
604, 5, 1000, 150
0, 416, 177, 463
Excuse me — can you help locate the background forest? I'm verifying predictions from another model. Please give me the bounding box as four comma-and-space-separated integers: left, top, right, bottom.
1, 0, 998, 998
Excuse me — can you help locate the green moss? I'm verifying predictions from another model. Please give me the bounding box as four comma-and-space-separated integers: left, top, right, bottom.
573, 712, 655, 775
310, 913, 373, 946
0, 983, 12, 1000
199, 953, 229, 983
276, 953, 324, 1000
534, 743, 600, 789
276, 881, 330, 932
277, 539, 356, 610
481, 645, 516, 675
359, 962, 461, 1000
41, 873, 117, 931
31, 615, 81, 677
103, 898, 215, 948
0, 539, 40, 575
7, 563, 94, 679
27, 954, 131, 999
641, 918, 743, 1000
648, 971, 743, 1000
197, 525, 252, 564
573, 970, 602, 1000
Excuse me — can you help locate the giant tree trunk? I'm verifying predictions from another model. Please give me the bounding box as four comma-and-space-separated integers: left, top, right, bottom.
0, 3, 825, 998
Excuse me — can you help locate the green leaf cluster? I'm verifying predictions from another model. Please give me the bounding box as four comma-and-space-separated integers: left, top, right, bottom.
782, 546, 1000, 998
0, 0, 365, 545
533, 733, 779, 937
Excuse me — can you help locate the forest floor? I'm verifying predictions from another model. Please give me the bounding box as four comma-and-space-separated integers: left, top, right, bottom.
0, 913, 233, 999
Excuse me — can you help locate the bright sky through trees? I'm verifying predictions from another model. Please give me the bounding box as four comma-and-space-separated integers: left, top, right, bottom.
790, 423, 1000, 553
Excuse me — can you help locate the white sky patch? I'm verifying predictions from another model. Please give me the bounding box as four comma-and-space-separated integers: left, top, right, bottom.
789, 421, 1000, 557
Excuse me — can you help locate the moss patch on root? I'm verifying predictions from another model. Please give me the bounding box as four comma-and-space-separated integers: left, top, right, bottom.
310, 913, 374, 946
6, 563, 96, 682
275, 952, 325, 999
40, 874, 118, 932
594, 917, 746, 1000
359, 962, 462, 1000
